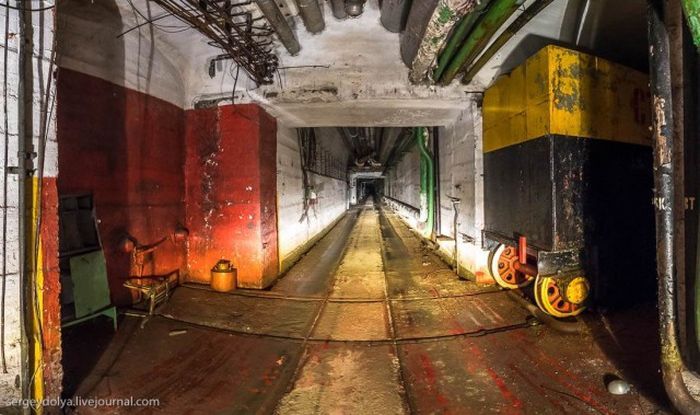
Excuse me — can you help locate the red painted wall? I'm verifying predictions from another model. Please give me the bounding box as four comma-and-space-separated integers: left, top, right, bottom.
184, 104, 279, 288
57, 69, 187, 306
40, 177, 62, 400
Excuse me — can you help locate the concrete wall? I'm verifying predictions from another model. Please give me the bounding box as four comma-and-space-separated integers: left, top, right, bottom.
57, 0, 186, 108
186, 2, 469, 123
0, 3, 61, 402
387, 146, 420, 210
435, 100, 490, 281
57, 69, 187, 307
277, 126, 350, 272
383, 98, 491, 282
185, 104, 279, 288
437, 101, 484, 242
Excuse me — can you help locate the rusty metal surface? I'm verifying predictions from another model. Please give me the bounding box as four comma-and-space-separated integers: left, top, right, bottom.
160, 288, 320, 338
72, 204, 670, 414
393, 295, 529, 339
311, 302, 390, 341
74, 317, 302, 414
276, 343, 407, 414
402, 324, 661, 414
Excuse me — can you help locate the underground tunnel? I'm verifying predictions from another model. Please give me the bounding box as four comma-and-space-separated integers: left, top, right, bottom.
1, 0, 700, 413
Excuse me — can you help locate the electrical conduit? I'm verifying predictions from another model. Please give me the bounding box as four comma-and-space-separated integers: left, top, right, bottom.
439, 0, 525, 85
433, 0, 493, 81
416, 127, 435, 239
409, 0, 477, 83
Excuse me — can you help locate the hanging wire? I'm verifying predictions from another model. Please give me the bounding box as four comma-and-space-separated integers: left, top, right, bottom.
125, 0, 191, 32
19, 1, 56, 394
150, 0, 278, 85
1, 0, 10, 375
0, 2, 54, 12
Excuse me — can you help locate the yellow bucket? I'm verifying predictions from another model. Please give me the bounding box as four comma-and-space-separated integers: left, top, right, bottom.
211, 259, 237, 292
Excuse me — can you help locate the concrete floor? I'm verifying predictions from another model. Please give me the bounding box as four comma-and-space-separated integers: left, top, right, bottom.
71, 203, 671, 414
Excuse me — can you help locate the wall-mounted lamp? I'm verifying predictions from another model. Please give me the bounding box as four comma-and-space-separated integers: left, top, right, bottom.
119, 226, 190, 254
173, 226, 189, 242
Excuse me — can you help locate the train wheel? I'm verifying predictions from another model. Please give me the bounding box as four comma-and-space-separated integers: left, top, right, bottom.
533, 275, 589, 318
488, 244, 535, 289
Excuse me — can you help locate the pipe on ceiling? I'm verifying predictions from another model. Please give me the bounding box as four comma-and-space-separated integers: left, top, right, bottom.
439, 0, 525, 85
400, 0, 440, 66
416, 127, 435, 238
461, 0, 554, 84
256, 0, 301, 55
380, 0, 412, 32
345, 0, 367, 17
377, 128, 402, 165
409, 0, 478, 84
295, 0, 325, 33
433, 0, 494, 82
330, 0, 348, 19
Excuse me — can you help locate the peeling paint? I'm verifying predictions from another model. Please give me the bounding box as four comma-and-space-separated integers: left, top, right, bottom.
408, 0, 477, 84
653, 95, 672, 166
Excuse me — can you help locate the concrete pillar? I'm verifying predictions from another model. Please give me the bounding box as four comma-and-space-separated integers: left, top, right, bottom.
185, 104, 279, 289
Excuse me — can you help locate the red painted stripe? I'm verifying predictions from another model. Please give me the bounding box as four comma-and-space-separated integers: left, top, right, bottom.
419, 354, 451, 409
466, 343, 524, 414
507, 331, 614, 415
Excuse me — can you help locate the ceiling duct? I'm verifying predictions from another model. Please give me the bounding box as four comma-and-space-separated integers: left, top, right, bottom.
295, 0, 326, 33
400, 0, 439, 66
344, 0, 366, 17
150, 0, 279, 85
255, 0, 301, 54
380, 0, 412, 32
330, 0, 348, 19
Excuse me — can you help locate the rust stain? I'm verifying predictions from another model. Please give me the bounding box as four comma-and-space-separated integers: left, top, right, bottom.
653, 95, 672, 165
552, 59, 581, 113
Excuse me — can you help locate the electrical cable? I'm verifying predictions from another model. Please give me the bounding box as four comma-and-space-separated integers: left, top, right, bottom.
1, 0, 9, 375
125, 0, 191, 33
20, 0, 55, 392
0, 1, 54, 12
231, 63, 240, 104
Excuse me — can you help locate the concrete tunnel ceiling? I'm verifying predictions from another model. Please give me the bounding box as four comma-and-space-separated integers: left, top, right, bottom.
63, 0, 649, 127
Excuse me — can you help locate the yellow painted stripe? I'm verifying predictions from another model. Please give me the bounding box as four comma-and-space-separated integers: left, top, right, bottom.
29, 176, 44, 413
484, 45, 652, 153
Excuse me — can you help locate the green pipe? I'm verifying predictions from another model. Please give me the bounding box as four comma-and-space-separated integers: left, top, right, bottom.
433, 0, 493, 82
416, 127, 435, 239
439, 0, 524, 85
682, 0, 700, 49
461, 0, 554, 84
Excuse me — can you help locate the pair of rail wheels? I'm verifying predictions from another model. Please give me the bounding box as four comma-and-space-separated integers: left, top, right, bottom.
488, 244, 589, 318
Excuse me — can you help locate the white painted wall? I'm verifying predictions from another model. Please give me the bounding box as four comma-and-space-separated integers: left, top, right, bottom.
387, 146, 420, 210
466, 0, 577, 90
0, 3, 58, 401
435, 98, 489, 279
438, 99, 484, 242
276, 126, 350, 268
57, 0, 186, 107
383, 98, 490, 280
